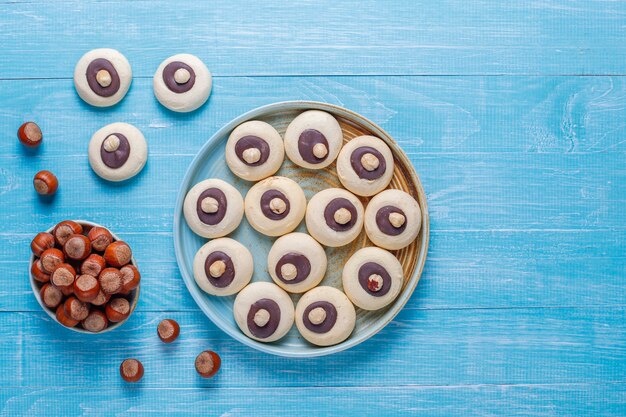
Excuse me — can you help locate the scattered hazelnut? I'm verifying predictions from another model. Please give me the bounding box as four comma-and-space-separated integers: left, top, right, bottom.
195, 350, 221, 378
63, 234, 91, 261
157, 319, 180, 343
40, 248, 65, 273
269, 198, 287, 215
56, 303, 79, 328
104, 241, 132, 268
82, 310, 109, 333
253, 309, 270, 327
308, 307, 327, 325
120, 359, 144, 383
73, 274, 100, 302
40, 283, 63, 308
87, 227, 113, 252
119, 265, 140, 294
242, 147, 261, 164
200, 197, 219, 214
333, 207, 352, 225
30, 232, 55, 257
50, 263, 76, 295
360, 153, 380, 171
17, 122, 42, 147
105, 297, 130, 322
31, 259, 51, 283
96, 69, 112, 88
99, 268, 123, 295
90, 289, 111, 307
312, 143, 328, 159
209, 260, 226, 278
367, 274, 383, 292
64, 296, 90, 321
33, 170, 58, 196
174, 68, 191, 84
53, 221, 83, 247
280, 263, 297, 281
80, 254, 106, 277
388, 212, 406, 228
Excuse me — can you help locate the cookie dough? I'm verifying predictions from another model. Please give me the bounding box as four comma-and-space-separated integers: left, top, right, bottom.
244, 176, 306, 237
336, 135, 395, 196
364, 189, 421, 250
74, 48, 132, 107
305, 188, 364, 247
295, 286, 356, 346
342, 247, 403, 310
234, 281, 295, 343
225, 121, 284, 181
88, 122, 148, 182
183, 179, 244, 238
193, 238, 253, 296
284, 110, 343, 169
153, 54, 212, 113
267, 232, 327, 293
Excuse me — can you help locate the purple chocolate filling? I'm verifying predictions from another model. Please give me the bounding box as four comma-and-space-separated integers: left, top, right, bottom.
375, 205, 407, 236
357, 262, 392, 297
323, 198, 357, 232
260, 189, 290, 220
234, 135, 270, 166
86, 58, 121, 97
100, 133, 130, 169
275, 252, 311, 284
298, 129, 329, 164
162, 61, 196, 93
246, 298, 281, 339
196, 188, 228, 225
302, 301, 337, 334
203, 251, 235, 288
349, 146, 387, 180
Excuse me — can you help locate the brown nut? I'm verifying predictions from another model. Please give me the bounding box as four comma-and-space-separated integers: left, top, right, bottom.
31, 259, 51, 283
53, 221, 83, 246
120, 265, 140, 294
56, 303, 79, 328
99, 268, 122, 294
63, 296, 90, 321
87, 227, 113, 252
33, 171, 58, 196
63, 234, 91, 261
80, 254, 106, 277
40, 283, 63, 308
40, 248, 65, 273
157, 319, 180, 344
18, 122, 43, 147
50, 263, 76, 295
81, 310, 109, 333
195, 350, 221, 378
31, 232, 55, 257
105, 297, 130, 322
91, 289, 111, 306
73, 274, 100, 302
120, 359, 144, 383
104, 241, 132, 267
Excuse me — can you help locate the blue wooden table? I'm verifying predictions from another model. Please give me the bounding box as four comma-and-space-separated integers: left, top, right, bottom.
1, 1, 625, 415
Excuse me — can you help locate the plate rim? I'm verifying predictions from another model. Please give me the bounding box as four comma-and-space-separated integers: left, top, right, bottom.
173, 100, 430, 358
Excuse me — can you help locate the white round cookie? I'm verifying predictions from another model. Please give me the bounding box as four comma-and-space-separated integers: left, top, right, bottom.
234, 282, 295, 343
244, 176, 306, 237
342, 247, 403, 310
74, 48, 132, 107
364, 189, 421, 250
183, 179, 244, 238
305, 188, 364, 247
193, 238, 253, 296
153, 54, 212, 113
88, 122, 147, 182
267, 232, 327, 293
336, 135, 395, 196
295, 286, 356, 346
284, 110, 343, 169
225, 121, 284, 181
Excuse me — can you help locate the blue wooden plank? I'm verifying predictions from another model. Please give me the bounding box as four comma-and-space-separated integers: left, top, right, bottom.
0, 1, 625, 77
0, 308, 624, 388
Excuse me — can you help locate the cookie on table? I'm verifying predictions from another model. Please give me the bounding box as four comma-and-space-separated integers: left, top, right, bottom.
284, 110, 343, 169
183, 179, 244, 238
74, 48, 132, 107
193, 238, 253, 296
364, 189, 421, 250
295, 286, 356, 346
305, 188, 364, 247
225, 121, 284, 181
336, 135, 394, 196
88, 122, 147, 182
267, 232, 327, 293
342, 247, 403, 310
153, 54, 212, 113
234, 282, 295, 343
244, 176, 306, 237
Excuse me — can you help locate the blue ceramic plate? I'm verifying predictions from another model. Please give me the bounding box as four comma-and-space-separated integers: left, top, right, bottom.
174, 101, 429, 357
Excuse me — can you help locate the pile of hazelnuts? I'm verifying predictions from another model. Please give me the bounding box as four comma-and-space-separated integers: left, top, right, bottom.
31, 220, 140, 332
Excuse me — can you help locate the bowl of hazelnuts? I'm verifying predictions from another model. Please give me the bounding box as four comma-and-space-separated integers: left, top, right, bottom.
29, 220, 140, 333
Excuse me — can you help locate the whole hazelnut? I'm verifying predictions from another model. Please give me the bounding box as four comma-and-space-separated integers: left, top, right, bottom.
91, 289, 111, 306
80, 254, 106, 277
104, 241, 132, 268
73, 274, 100, 302
18, 122, 42, 147
33, 171, 58, 196
99, 268, 122, 294
50, 263, 76, 295
195, 350, 221, 378
40, 283, 63, 309
82, 310, 109, 333
120, 359, 144, 383
63, 234, 91, 261
56, 304, 79, 328
157, 319, 180, 343
119, 265, 140, 294
53, 221, 83, 246
63, 296, 90, 321
88, 227, 113, 252
31, 259, 51, 283
31, 232, 55, 257
40, 248, 65, 273
105, 297, 130, 322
